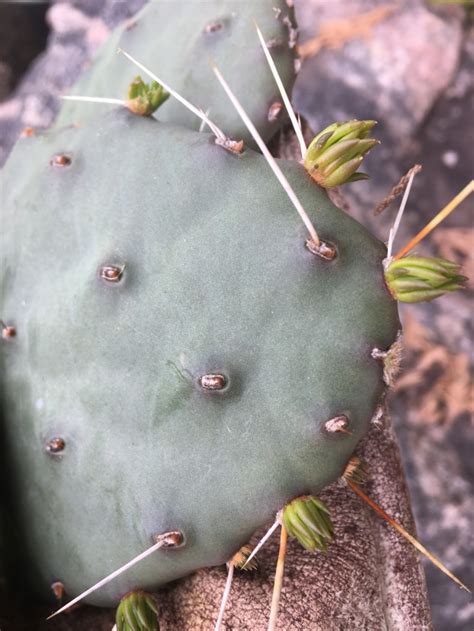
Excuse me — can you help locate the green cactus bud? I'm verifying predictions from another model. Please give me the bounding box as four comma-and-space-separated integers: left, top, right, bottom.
282, 496, 334, 551
304, 119, 379, 188
115, 591, 159, 631
385, 255, 467, 303
126, 76, 169, 116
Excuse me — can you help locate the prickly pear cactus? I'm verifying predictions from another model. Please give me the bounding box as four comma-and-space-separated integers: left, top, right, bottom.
0, 108, 399, 606
56, 0, 297, 145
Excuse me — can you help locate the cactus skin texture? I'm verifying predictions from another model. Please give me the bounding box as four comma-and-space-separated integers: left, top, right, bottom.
56, 0, 297, 145
0, 109, 399, 606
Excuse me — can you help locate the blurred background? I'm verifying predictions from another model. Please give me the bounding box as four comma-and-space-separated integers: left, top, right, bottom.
0, 1, 472, 629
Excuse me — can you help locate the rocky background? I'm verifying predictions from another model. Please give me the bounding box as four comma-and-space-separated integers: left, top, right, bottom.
0, 1, 472, 629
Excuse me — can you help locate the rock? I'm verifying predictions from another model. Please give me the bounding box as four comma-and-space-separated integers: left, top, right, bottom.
294, 0, 463, 143
0, 0, 145, 166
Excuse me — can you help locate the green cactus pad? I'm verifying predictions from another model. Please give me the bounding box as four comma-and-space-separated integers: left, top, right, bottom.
0, 109, 398, 606
56, 0, 297, 145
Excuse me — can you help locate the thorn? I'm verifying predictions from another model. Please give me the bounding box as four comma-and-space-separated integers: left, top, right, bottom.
347, 480, 470, 592
198, 108, 211, 133
61, 95, 126, 107
230, 544, 258, 571
47, 531, 183, 619
118, 49, 226, 142
393, 180, 474, 260
211, 63, 320, 247
242, 515, 281, 569
197, 107, 224, 140
267, 524, 288, 631
255, 22, 307, 159
214, 563, 234, 631
385, 168, 418, 260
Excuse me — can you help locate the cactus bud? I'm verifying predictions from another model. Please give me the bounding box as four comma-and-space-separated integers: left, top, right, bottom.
115, 591, 159, 631
127, 76, 169, 116
304, 119, 378, 188
282, 495, 333, 551
385, 255, 467, 303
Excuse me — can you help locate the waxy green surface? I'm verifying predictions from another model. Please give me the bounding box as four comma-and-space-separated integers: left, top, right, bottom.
56, 0, 296, 146
0, 110, 398, 605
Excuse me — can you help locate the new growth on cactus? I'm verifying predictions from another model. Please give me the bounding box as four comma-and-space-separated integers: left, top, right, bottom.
0, 4, 472, 630
304, 119, 379, 187
385, 256, 467, 302
114, 591, 159, 631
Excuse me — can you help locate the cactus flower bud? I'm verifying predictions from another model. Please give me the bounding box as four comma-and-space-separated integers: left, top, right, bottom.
115, 591, 159, 631
127, 76, 169, 116
385, 255, 467, 303
304, 119, 379, 188
282, 496, 334, 551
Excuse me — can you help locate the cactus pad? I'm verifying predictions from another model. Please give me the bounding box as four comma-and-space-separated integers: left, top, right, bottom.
56, 0, 297, 145
0, 109, 398, 606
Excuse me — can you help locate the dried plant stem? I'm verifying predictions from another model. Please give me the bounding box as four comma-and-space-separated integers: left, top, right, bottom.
348, 480, 470, 592
386, 169, 417, 259
394, 180, 474, 260
374, 164, 422, 216
267, 525, 288, 631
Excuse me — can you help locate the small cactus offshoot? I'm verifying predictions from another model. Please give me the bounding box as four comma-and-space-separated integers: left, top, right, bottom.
126, 75, 169, 116
282, 496, 334, 551
115, 591, 159, 631
304, 119, 379, 188
385, 255, 467, 303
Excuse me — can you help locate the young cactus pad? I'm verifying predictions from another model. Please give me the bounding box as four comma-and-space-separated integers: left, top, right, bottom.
0, 109, 398, 606
56, 0, 297, 145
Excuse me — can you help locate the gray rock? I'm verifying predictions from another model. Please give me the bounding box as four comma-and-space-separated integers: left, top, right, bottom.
294, 0, 463, 143
0, 0, 146, 166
